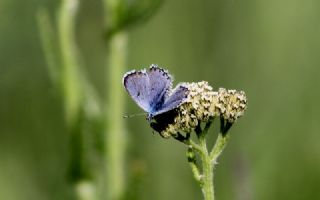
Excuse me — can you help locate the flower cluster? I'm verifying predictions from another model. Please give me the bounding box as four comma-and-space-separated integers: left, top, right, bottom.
151, 81, 247, 138
217, 88, 247, 123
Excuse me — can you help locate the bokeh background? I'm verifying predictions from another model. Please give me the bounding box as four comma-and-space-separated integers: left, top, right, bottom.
1, 0, 320, 199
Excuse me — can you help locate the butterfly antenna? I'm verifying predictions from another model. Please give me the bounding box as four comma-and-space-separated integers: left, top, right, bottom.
123, 112, 147, 119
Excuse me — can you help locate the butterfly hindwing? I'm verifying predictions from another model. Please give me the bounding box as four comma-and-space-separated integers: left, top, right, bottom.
154, 83, 189, 116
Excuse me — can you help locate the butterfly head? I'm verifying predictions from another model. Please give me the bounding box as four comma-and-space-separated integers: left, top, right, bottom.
146, 113, 154, 122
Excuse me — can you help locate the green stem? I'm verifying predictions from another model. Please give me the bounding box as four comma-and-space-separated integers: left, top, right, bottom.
103, 0, 128, 198
186, 146, 202, 183
58, 1, 98, 200
36, 9, 60, 86
105, 31, 128, 200
189, 140, 206, 156
210, 133, 231, 163
58, 0, 82, 125
188, 119, 231, 200
198, 135, 214, 200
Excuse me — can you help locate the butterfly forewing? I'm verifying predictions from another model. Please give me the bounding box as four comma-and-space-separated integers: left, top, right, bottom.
147, 65, 173, 112
123, 65, 188, 118
123, 70, 151, 112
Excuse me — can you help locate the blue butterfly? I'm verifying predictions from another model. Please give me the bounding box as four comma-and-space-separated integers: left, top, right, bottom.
123, 64, 189, 120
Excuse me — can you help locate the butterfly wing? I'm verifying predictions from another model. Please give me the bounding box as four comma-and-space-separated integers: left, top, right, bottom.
123, 65, 173, 113
123, 70, 151, 112
147, 65, 173, 113
153, 83, 189, 116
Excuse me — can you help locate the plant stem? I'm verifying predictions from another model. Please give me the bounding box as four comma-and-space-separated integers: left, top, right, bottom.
210, 133, 231, 163
189, 140, 206, 156
188, 119, 231, 200
105, 31, 128, 200
187, 146, 202, 183
58, 0, 82, 125
103, 0, 128, 198
198, 136, 214, 200
58, 1, 98, 200
37, 9, 60, 86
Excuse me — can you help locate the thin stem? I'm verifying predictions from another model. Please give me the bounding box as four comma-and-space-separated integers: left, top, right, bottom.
186, 147, 202, 183
37, 9, 60, 86
203, 120, 213, 134
190, 140, 206, 156
210, 133, 231, 163
173, 132, 205, 156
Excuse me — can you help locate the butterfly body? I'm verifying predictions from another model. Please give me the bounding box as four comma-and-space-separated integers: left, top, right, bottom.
123, 64, 188, 120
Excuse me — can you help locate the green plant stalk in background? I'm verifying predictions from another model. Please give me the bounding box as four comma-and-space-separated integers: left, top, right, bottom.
103, 1, 163, 199
58, 1, 100, 199
104, 31, 128, 200
38, 0, 162, 199
103, 0, 128, 199
38, 0, 98, 199
37, 9, 60, 86
58, 0, 83, 125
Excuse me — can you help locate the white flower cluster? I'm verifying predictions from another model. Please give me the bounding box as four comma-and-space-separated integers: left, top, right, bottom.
217, 88, 247, 123
152, 81, 247, 138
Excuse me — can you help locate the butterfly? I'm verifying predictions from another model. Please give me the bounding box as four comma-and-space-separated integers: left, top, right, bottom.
123, 64, 189, 121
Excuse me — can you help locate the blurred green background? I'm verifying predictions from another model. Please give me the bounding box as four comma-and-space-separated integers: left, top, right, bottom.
1, 0, 320, 199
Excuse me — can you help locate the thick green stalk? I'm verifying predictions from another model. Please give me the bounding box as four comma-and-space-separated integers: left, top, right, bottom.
58, 0, 82, 125
103, 0, 128, 198
58, 1, 97, 200
105, 31, 128, 200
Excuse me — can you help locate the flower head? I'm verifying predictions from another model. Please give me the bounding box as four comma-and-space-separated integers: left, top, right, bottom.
217, 88, 247, 123
150, 81, 247, 138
